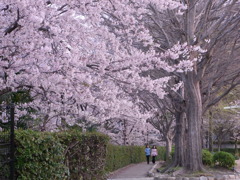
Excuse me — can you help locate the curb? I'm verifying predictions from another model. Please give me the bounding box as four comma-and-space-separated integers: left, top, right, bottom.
147, 161, 240, 180
154, 174, 240, 180
147, 161, 161, 177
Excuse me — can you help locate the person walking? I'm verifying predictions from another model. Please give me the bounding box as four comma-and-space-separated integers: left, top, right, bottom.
145, 145, 151, 164
151, 145, 158, 164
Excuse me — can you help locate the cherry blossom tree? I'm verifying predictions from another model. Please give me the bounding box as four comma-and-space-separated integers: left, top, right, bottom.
0, 0, 174, 129
1, 0, 240, 173
137, 90, 175, 162
147, 112, 175, 162
101, 116, 159, 146
0, 0, 111, 128
143, 0, 240, 172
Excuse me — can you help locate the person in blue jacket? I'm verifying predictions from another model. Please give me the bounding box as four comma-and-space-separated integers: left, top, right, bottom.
145, 145, 151, 164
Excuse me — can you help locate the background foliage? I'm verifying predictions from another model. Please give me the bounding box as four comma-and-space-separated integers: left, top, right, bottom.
105, 144, 166, 172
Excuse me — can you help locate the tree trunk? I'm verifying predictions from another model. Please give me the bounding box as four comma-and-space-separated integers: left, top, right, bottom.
184, 72, 204, 171
217, 138, 222, 152
123, 120, 127, 145
208, 111, 213, 152
161, 111, 186, 172
165, 136, 173, 162
181, 0, 204, 171
235, 139, 239, 156
174, 111, 187, 166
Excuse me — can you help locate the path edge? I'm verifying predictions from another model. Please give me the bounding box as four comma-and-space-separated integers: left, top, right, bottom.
147, 161, 161, 177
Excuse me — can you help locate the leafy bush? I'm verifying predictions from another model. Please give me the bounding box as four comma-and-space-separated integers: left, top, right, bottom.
213, 151, 235, 169
202, 149, 213, 166
15, 130, 67, 180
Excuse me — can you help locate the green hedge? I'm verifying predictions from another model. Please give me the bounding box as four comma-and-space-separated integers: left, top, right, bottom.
202, 149, 213, 166
1, 130, 167, 178
105, 145, 166, 172
15, 130, 67, 180
55, 130, 109, 180
212, 148, 240, 160
157, 146, 167, 161
213, 151, 235, 169
13, 130, 109, 180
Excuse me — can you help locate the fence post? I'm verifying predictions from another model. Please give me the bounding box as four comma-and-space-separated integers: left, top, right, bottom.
9, 104, 15, 180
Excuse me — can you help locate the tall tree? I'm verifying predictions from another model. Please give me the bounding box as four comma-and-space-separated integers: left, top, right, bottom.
1, 0, 239, 172
144, 0, 240, 171
138, 91, 175, 162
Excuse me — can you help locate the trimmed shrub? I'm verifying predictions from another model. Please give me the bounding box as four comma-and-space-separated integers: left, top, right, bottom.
105, 145, 166, 172
105, 145, 145, 172
213, 151, 235, 169
55, 130, 109, 180
11, 129, 167, 178
157, 146, 166, 162
13, 130, 109, 180
15, 130, 67, 180
202, 149, 213, 166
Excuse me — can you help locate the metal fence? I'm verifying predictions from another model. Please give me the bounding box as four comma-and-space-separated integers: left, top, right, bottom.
0, 104, 15, 180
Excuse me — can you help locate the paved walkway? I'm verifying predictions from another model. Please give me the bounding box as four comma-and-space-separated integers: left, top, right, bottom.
235, 159, 240, 172
107, 160, 240, 180
108, 178, 154, 180
107, 162, 156, 180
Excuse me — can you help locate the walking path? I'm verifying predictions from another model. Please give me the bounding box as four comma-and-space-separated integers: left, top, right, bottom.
236, 159, 240, 172
107, 160, 240, 180
107, 161, 157, 180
